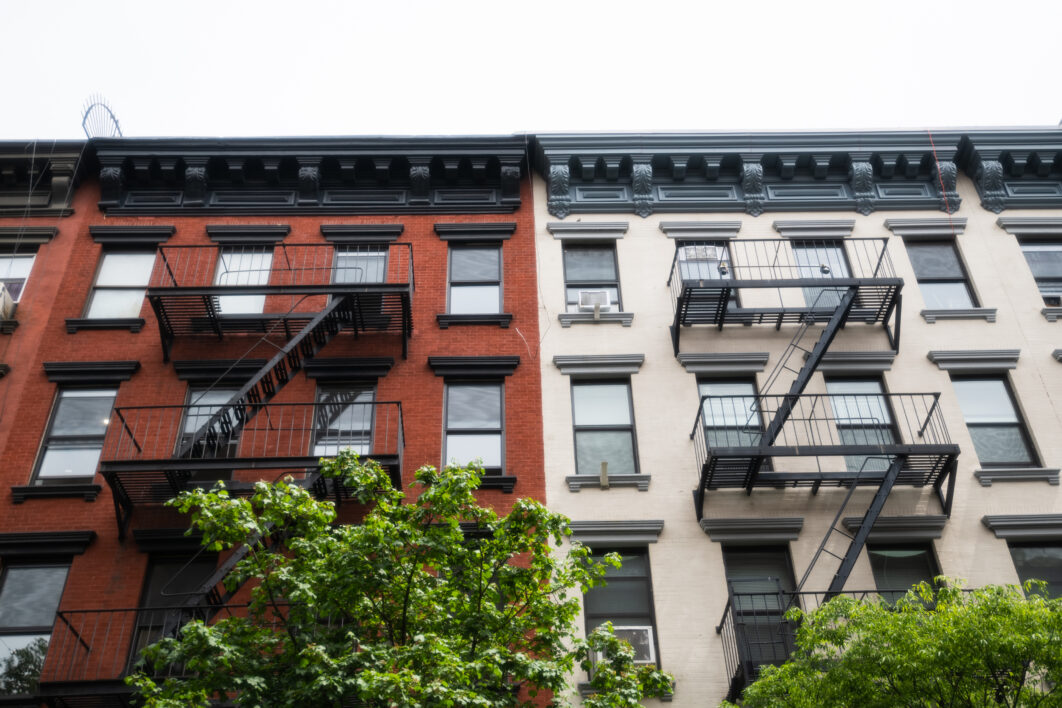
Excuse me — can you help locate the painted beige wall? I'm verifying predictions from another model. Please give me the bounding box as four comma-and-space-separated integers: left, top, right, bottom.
533, 173, 1062, 706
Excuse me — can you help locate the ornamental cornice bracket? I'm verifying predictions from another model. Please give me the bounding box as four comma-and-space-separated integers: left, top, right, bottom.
849, 160, 875, 216
547, 161, 572, 219
932, 160, 961, 214
630, 156, 654, 218
740, 159, 766, 217
975, 159, 1006, 213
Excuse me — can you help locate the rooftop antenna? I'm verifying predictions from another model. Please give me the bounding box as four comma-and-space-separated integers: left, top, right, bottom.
81, 94, 123, 138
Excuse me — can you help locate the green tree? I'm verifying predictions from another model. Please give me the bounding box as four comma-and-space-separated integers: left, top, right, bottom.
0, 637, 48, 695
725, 581, 1062, 707
128, 451, 672, 707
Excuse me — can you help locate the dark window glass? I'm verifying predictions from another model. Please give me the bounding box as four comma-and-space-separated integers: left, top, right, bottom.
444, 383, 502, 470
826, 379, 896, 472
563, 244, 621, 313
722, 547, 796, 666
449, 247, 501, 314
132, 557, 217, 668
180, 387, 240, 464
867, 544, 939, 602
572, 381, 637, 476
333, 245, 387, 284
35, 388, 116, 482
1019, 242, 1062, 306
952, 377, 1036, 467
0, 563, 68, 693
583, 548, 658, 665
1008, 544, 1062, 597
699, 380, 763, 449
0, 254, 34, 302
905, 241, 976, 309
314, 385, 374, 456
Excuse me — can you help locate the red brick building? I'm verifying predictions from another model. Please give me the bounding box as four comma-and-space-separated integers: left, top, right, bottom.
0, 137, 540, 706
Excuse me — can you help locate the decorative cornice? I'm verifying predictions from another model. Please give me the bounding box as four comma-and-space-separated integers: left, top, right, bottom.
0, 226, 59, 246
557, 312, 633, 327
553, 354, 645, 376
927, 349, 1019, 371
437, 313, 513, 328
0, 141, 84, 216
320, 224, 404, 242
812, 351, 895, 373
975, 468, 1060, 486
0, 530, 95, 556
700, 517, 804, 544
173, 359, 268, 384
66, 317, 145, 333
547, 222, 629, 240
89, 225, 176, 246
206, 225, 290, 243
11, 484, 101, 503
43, 360, 140, 384
566, 474, 650, 492
428, 356, 520, 377
435, 222, 517, 240
659, 221, 741, 240
884, 218, 968, 239
957, 131, 1062, 213
303, 357, 395, 380
568, 520, 664, 546
996, 217, 1062, 237
982, 514, 1062, 540
772, 220, 855, 239
841, 515, 947, 541
677, 353, 768, 375
94, 136, 526, 215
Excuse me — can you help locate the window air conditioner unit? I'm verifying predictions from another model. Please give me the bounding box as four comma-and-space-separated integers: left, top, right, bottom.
0, 284, 14, 321
577, 290, 612, 312
592, 625, 656, 666
682, 245, 724, 261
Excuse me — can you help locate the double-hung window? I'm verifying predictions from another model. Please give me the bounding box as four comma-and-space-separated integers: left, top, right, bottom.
793, 241, 851, 309
131, 556, 216, 670
951, 377, 1037, 467
867, 544, 939, 603
0, 563, 68, 694
314, 385, 375, 457
180, 387, 240, 462
448, 246, 501, 314
563, 244, 621, 313
571, 381, 638, 477
85, 252, 156, 319
698, 379, 763, 449
1019, 241, 1062, 306
825, 378, 896, 472
905, 241, 977, 309
34, 388, 116, 483
721, 547, 797, 666
583, 548, 659, 666
0, 254, 34, 303
444, 383, 503, 474
1008, 544, 1062, 597
214, 247, 273, 315
333, 245, 387, 285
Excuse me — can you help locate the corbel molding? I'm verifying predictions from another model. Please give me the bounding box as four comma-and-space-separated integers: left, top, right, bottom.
677, 353, 768, 375
206, 224, 290, 244
841, 515, 947, 542
547, 222, 629, 240
884, 218, 968, 240
982, 514, 1062, 541
568, 520, 664, 546
659, 222, 741, 240
435, 223, 516, 241
996, 217, 1062, 238
927, 350, 1019, 371
0, 531, 95, 556
320, 224, 404, 243
700, 517, 804, 544
428, 356, 519, 377
772, 220, 855, 239
44, 360, 140, 384
0, 226, 59, 246
553, 354, 645, 377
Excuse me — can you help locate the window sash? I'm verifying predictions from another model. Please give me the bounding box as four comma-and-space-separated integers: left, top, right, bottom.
35, 389, 116, 481
906, 242, 976, 308
1019, 242, 1062, 305
444, 384, 503, 471
0, 254, 35, 302
1008, 544, 1062, 597
86, 252, 156, 319
563, 245, 621, 312
952, 377, 1037, 467
572, 382, 637, 476
314, 386, 375, 456
867, 545, 938, 602
214, 248, 273, 314
583, 549, 658, 665
333, 247, 388, 284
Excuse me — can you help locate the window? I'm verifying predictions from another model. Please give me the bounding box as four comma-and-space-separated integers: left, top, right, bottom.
334, 245, 387, 284
314, 385, 374, 457
583, 548, 659, 666
444, 383, 503, 473
214, 247, 273, 315
952, 377, 1037, 467
867, 544, 939, 603
86, 252, 155, 319
0, 254, 34, 302
563, 244, 620, 313
905, 241, 976, 309
180, 387, 240, 462
1019, 241, 1062, 306
792, 241, 851, 309
448, 246, 501, 314
1008, 544, 1062, 597
0, 563, 68, 695
699, 379, 763, 449
132, 556, 216, 669
825, 378, 896, 472
572, 381, 638, 476
721, 547, 797, 666
34, 388, 116, 483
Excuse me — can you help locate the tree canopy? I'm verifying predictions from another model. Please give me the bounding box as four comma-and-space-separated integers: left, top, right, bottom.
726, 581, 1062, 708
128, 452, 672, 707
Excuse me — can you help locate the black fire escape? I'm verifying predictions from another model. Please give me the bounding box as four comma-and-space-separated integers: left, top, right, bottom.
670, 237, 960, 700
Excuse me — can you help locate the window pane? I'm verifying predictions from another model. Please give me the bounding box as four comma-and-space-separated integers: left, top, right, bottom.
451, 248, 499, 282
868, 546, 937, 600
584, 580, 650, 615
573, 384, 631, 426
968, 425, 1034, 466
141, 559, 217, 609
96, 253, 155, 286
447, 385, 501, 428
37, 446, 104, 478
86, 288, 146, 318
449, 285, 500, 314
793, 243, 850, 278
564, 247, 617, 281
0, 255, 34, 301
52, 391, 115, 436
591, 553, 648, 577
952, 379, 1018, 423
826, 380, 892, 426
184, 389, 239, 433
575, 431, 635, 476
446, 433, 501, 467
0, 566, 68, 627
334, 249, 387, 284
919, 281, 974, 309
215, 250, 272, 287
315, 387, 373, 455
1009, 545, 1062, 597
1020, 243, 1062, 279
907, 243, 963, 279
700, 382, 758, 428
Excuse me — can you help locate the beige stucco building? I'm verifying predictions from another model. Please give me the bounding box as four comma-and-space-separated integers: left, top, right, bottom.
530, 131, 1062, 705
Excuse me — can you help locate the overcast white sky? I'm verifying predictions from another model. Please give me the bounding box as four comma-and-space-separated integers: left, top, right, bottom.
2, 0, 1060, 140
